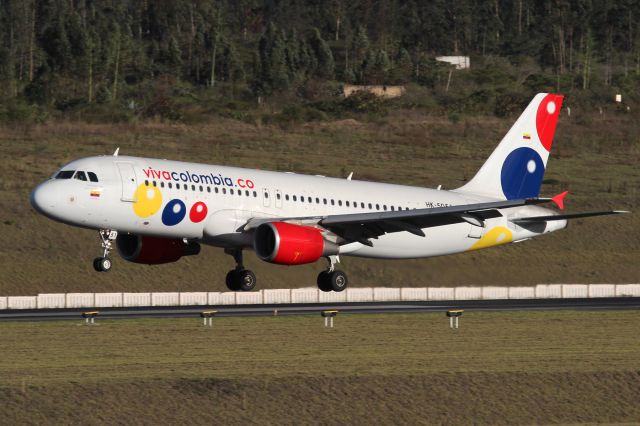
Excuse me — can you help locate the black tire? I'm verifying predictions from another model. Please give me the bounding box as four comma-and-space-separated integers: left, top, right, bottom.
93, 258, 103, 272
329, 270, 348, 292
225, 270, 240, 291
97, 257, 112, 272
237, 270, 257, 291
317, 271, 332, 292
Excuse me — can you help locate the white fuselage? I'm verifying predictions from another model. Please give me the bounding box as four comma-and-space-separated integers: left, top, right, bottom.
31, 155, 565, 260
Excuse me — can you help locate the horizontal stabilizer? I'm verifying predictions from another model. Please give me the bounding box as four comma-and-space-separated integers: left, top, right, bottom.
511, 210, 629, 224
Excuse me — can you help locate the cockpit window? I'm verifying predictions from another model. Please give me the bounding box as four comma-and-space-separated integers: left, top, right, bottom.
55, 170, 75, 179
74, 171, 87, 181
87, 172, 98, 182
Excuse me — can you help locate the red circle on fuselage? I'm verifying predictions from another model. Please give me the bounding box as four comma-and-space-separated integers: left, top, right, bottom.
189, 202, 208, 223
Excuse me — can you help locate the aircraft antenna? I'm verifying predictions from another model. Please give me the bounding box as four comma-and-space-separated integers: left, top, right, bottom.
347, 172, 353, 181
113, 147, 120, 157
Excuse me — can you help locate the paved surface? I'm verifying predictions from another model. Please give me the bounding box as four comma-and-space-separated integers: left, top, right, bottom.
0, 297, 638, 322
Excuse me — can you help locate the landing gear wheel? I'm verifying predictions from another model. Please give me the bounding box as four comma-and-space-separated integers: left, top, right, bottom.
93, 257, 112, 272
226, 270, 241, 291
237, 270, 257, 292
328, 270, 348, 292
317, 271, 332, 292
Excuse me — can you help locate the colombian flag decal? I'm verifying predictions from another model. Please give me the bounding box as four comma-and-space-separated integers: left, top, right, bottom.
522, 133, 531, 140
90, 189, 102, 198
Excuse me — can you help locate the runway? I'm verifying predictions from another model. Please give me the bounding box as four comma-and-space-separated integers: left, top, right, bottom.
0, 297, 638, 321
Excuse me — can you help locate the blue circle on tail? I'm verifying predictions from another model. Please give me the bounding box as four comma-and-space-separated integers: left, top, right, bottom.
162, 199, 186, 226
500, 147, 545, 199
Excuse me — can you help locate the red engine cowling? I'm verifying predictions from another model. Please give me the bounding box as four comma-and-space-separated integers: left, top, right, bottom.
116, 234, 200, 265
253, 222, 337, 265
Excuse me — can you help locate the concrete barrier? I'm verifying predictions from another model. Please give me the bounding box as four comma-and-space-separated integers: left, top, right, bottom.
66, 293, 95, 308
151, 292, 180, 306
373, 288, 401, 302
402, 288, 428, 301
179, 292, 208, 306
535, 284, 562, 299
508, 287, 535, 299
426, 287, 453, 301
562, 284, 589, 298
588, 284, 616, 298
123, 293, 151, 307
454, 287, 482, 300
95, 293, 123, 307
615, 284, 640, 297
37, 293, 66, 309
347, 288, 374, 302
218, 292, 237, 305
235, 291, 263, 304
318, 289, 347, 303
481, 287, 509, 299
0, 296, 7, 309
8, 296, 37, 309
292, 288, 319, 303
263, 289, 291, 304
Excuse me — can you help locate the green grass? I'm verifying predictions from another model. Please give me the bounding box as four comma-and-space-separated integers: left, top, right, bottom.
1, 310, 639, 424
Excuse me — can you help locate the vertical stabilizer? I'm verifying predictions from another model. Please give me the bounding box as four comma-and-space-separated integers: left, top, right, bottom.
455, 93, 564, 200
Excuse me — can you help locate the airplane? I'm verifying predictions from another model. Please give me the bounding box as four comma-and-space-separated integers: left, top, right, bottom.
30, 93, 627, 292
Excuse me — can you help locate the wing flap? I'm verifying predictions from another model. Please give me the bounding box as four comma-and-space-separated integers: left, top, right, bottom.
511, 210, 629, 224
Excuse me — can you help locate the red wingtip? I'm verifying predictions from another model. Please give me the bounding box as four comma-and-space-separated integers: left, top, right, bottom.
551, 191, 569, 210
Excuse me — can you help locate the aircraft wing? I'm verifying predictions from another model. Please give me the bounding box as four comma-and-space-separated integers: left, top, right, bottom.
244, 198, 551, 246
510, 210, 629, 224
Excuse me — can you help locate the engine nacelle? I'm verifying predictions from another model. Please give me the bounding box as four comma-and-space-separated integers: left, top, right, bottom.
253, 222, 338, 265
116, 234, 200, 265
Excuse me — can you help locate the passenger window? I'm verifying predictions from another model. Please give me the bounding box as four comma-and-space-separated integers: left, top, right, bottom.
246, 190, 250, 196
87, 172, 98, 182
160, 182, 165, 188
368, 203, 372, 209
331, 199, 335, 206
230, 189, 234, 195
199, 185, 203, 192
338, 200, 342, 206
215, 187, 219, 193
346, 201, 350, 207
145, 180, 149, 186
308, 197, 312, 203
361, 202, 365, 208
293, 195, 297, 201
376, 204, 380, 210
207, 187, 211, 193
153, 181, 157, 187
391, 206, 395, 211
323, 198, 327, 205
223, 188, 227, 194
253, 191, 257, 197
301, 196, 305, 203
264, 191, 269, 198
168, 183, 172, 189
277, 193, 281, 200
316, 197, 320, 203
286, 194, 290, 201
354, 202, 357, 209
56, 170, 75, 179
383, 205, 387, 211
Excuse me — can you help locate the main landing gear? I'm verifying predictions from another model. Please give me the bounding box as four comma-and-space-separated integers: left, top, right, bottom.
225, 249, 256, 292
93, 229, 117, 272
317, 255, 348, 292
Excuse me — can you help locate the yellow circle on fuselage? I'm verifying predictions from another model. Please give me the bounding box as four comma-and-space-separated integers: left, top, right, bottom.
133, 184, 163, 218
468, 226, 513, 251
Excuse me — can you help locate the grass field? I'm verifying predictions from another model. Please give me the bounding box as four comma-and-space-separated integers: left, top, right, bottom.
0, 310, 639, 424
0, 110, 638, 295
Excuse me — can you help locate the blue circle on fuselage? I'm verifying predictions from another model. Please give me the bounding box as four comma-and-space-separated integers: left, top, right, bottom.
500, 147, 545, 200
162, 199, 186, 226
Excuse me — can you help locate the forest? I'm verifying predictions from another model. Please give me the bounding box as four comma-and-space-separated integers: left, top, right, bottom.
1, 0, 640, 123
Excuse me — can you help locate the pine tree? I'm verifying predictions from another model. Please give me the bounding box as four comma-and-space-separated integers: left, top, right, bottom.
308, 28, 334, 79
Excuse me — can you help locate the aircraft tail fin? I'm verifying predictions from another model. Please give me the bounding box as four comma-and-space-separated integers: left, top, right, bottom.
456, 93, 564, 200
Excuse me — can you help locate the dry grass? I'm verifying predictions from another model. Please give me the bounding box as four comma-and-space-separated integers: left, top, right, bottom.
0, 310, 639, 424
0, 111, 638, 295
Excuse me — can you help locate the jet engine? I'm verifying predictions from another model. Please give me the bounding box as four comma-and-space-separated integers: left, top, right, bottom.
253, 222, 338, 265
116, 234, 200, 265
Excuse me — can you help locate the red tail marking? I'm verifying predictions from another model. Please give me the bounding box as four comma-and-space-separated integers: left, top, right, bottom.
551, 191, 569, 210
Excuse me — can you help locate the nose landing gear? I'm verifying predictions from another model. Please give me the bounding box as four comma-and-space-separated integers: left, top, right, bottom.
317, 255, 348, 292
93, 229, 117, 272
224, 249, 257, 291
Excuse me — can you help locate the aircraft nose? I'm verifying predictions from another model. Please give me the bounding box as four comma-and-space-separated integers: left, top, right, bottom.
30, 182, 57, 217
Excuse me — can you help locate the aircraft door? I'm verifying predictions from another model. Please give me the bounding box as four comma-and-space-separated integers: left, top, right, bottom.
116, 162, 138, 202
275, 189, 283, 208
262, 188, 270, 207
